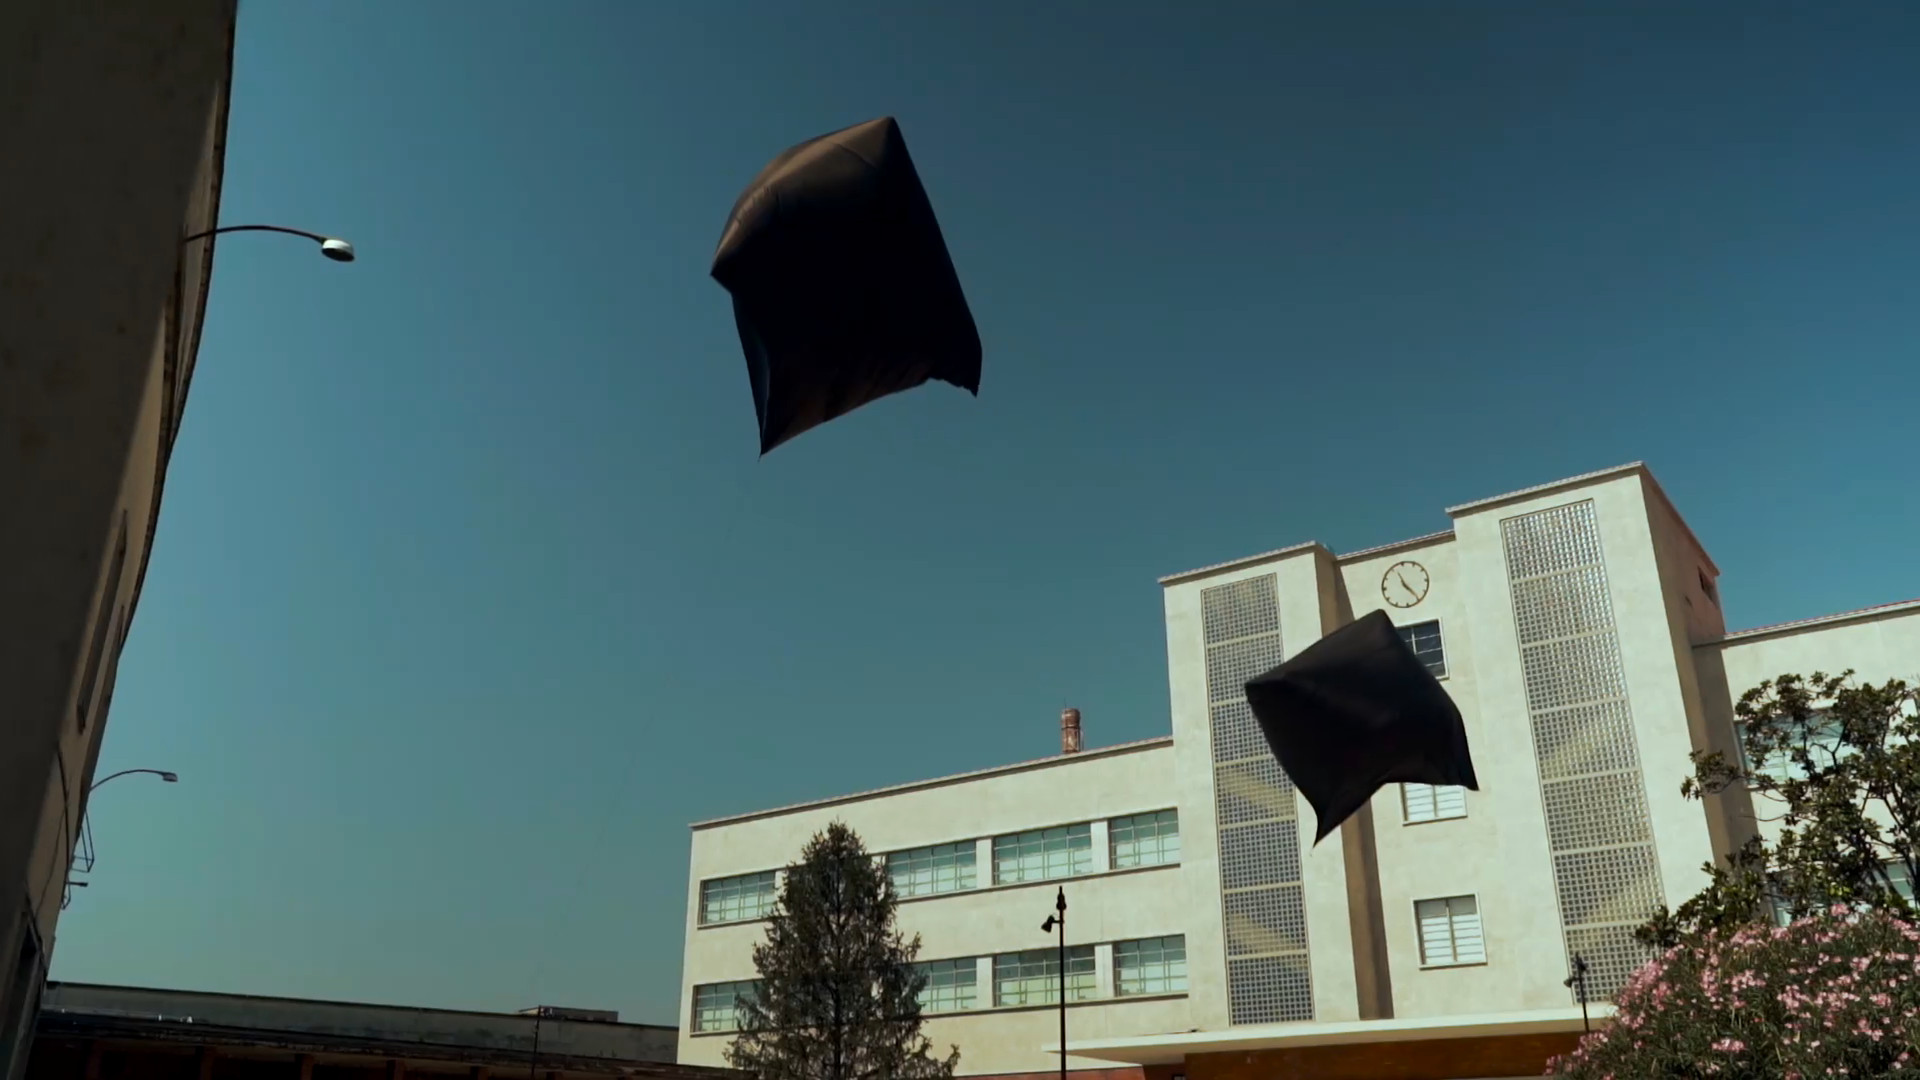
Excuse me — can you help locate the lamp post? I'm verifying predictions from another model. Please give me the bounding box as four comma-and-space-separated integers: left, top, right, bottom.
69, 768, 178, 906
181, 224, 356, 262
1039, 887, 1068, 1080
90, 768, 177, 792
1563, 954, 1592, 1033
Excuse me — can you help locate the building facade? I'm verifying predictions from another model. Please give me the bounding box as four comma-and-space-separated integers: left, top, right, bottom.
677, 463, 1920, 1080
0, 4, 238, 1078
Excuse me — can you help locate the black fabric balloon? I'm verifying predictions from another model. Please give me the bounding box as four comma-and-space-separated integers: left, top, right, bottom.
710, 116, 982, 455
1244, 610, 1479, 845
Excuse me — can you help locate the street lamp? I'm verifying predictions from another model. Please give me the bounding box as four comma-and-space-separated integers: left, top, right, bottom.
181, 224, 356, 263
1039, 887, 1068, 1080
74, 769, 178, 879
1563, 954, 1592, 1033
90, 768, 178, 792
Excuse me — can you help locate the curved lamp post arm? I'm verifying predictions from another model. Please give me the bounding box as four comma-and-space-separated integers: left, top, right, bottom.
181, 223, 356, 262
90, 768, 177, 792
183, 224, 328, 245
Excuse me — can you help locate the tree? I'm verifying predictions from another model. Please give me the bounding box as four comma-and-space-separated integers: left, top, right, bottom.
1550, 907, 1920, 1079
1637, 670, 1919, 950
725, 822, 961, 1080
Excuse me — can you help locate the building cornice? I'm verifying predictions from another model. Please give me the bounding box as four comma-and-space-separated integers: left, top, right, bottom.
689, 736, 1175, 831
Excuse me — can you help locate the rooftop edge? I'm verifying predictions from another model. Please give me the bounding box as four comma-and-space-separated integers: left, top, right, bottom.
690, 735, 1175, 831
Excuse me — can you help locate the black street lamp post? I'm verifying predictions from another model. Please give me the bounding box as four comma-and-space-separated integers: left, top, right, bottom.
1040, 887, 1068, 1080
1563, 954, 1592, 1033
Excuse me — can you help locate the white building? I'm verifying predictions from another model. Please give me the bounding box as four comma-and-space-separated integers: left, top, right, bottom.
677, 463, 1920, 1080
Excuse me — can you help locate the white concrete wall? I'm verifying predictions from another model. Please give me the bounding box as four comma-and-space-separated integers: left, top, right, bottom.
678, 740, 1200, 1075
1336, 530, 1574, 1019
1700, 605, 1920, 850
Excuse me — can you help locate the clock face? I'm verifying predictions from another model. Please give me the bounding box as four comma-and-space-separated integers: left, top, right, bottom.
1381, 560, 1430, 609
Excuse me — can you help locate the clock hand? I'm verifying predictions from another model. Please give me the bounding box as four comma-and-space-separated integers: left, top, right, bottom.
1396, 572, 1414, 594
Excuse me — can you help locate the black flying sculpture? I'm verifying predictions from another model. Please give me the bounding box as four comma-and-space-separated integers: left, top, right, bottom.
711, 116, 982, 455
1245, 610, 1480, 844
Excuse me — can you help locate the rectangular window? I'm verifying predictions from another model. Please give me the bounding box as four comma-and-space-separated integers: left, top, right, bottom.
691, 980, 760, 1033
1415, 895, 1485, 966
1887, 860, 1915, 906
1114, 935, 1187, 996
1396, 620, 1447, 678
1401, 783, 1468, 823
991, 824, 1093, 885
1736, 710, 1846, 784
1109, 810, 1181, 869
913, 957, 978, 1013
699, 871, 777, 925
887, 842, 977, 898
992, 946, 1097, 1006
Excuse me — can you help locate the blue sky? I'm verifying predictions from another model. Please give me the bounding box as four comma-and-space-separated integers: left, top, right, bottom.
56, 2, 1920, 1024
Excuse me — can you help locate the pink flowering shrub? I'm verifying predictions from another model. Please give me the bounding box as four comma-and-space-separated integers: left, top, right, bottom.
1548, 906, 1920, 1078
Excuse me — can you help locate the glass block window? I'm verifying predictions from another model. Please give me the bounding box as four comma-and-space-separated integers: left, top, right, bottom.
913, 957, 978, 1013
1396, 620, 1447, 678
992, 824, 1093, 885
1115, 935, 1188, 996
699, 871, 777, 925
1502, 500, 1663, 1001
1402, 783, 1468, 823
1415, 896, 1485, 966
691, 980, 760, 1033
887, 842, 977, 898
1202, 572, 1312, 1025
992, 946, 1097, 1006
1110, 810, 1181, 869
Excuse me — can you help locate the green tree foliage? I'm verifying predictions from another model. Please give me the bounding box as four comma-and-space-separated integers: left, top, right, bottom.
724, 822, 960, 1080
1637, 671, 1918, 950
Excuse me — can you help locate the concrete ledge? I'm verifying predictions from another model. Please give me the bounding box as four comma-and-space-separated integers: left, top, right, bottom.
1050, 1005, 1611, 1064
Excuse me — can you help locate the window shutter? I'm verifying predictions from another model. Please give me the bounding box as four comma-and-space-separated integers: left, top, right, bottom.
1416, 899, 1455, 964
1403, 784, 1437, 823
1449, 900, 1485, 963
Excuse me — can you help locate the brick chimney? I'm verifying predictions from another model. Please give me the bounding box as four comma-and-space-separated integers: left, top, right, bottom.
1061, 708, 1083, 754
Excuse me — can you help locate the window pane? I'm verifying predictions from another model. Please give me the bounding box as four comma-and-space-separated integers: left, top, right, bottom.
1415, 896, 1482, 966
1403, 783, 1467, 823
1110, 810, 1181, 869
1402, 783, 1436, 822
1396, 621, 1447, 678
699, 871, 778, 925
1738, 709, 1849, 784
992, 824, 1094, 885
1887, 860, 1915, 905
1115, 935, 1188, 996
992, 946, 1097, 1005
886, 842, 979, 898
913, 957, 979, 1013
692, 980, 760, 1032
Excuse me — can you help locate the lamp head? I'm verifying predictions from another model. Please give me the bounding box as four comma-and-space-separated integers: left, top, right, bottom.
319, 238, 356, 263
1041, 916, 1057, 933
159, 772, 179, 782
